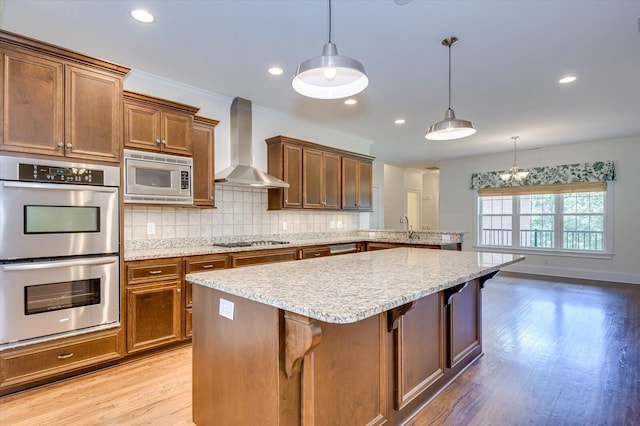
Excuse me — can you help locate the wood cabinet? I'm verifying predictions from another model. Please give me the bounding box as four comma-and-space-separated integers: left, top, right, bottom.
266, 135, 374, 211
446, 279, 481, 368
192, 116, 219, 207
230, 247, 298, 268
298, 245, 332, 259
125, 258, 183, 354
342, 155, 373, 210
0, 32, 128, 162
123, 91, 198, 156
267, 137, 303, 209
0, 328, 121, 395
303, 148, 341, 209
184, 254, 229, 338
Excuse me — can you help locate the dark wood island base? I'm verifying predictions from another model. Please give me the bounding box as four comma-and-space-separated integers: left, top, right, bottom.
192, 273, 496, 425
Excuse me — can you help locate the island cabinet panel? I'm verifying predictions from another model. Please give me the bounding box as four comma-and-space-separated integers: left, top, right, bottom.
193, 287, 281, 426
0, 46, 125, 162
230, 247, 298, 268
447, 279, 482, 368
392, 293, 445, 410
305, 315, 388, 426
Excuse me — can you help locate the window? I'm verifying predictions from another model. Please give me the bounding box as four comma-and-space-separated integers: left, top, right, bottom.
478, 188, 608, 253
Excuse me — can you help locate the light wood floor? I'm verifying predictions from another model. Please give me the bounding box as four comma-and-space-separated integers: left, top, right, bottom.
1, 274, 639, 425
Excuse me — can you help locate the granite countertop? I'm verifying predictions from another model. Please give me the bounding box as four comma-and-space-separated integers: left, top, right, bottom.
124, 231, 465, 261
186, 248, 524, 324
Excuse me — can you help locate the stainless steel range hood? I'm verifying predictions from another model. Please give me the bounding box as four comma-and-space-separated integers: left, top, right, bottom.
214, 97, 289, 188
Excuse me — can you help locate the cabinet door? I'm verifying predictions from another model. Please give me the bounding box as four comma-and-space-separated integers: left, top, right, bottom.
447, 279, 481, 368
0, 48, 64, 156
192, 120, 216, 207
358, 160, 373, 210
342, 156, 358, 210
64, 64, 122, 162
283, 144, 303, 208
303, 148, 323, 208
124, 101, 161, 151
161, 110, 193, 155
324, 152, 342, 209
126, 281, 182, 354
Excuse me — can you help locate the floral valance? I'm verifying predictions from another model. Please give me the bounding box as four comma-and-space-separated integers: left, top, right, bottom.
470, 160, 616, 189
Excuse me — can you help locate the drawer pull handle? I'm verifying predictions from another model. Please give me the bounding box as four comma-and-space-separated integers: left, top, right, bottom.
148, 270, 163, 275
203, 264, 214, 269
314, 253, 321, 257
57, 353, 74, 360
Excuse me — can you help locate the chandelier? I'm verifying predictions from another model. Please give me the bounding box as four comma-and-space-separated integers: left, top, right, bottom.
500, 136, 529, 182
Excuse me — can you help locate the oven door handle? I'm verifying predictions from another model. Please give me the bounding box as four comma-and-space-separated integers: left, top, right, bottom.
2, 257, 118, 271
1, 181, 118, 193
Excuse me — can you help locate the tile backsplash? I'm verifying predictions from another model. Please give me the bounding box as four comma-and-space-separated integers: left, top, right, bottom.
124, 186, 362, 243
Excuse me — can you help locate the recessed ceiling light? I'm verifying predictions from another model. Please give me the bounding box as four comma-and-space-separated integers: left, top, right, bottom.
268, 67, 284, 76
131, 9, 154, 23
559, 75, 577, 84
344, 99, 357, 105
394, 119, 406, 124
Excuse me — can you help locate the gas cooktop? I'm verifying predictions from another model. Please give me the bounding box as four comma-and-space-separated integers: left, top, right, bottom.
212, 240, 289, 248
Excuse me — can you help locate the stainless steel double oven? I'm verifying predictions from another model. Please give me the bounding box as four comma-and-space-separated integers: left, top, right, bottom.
0, 155, 120, 347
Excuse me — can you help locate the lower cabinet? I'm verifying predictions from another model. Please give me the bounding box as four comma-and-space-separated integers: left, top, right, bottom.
446, 278, 481, 368
230, 247, 298, 268
125, 258, 183, 354
298, 245, 331, 259
0, 328, 121, 395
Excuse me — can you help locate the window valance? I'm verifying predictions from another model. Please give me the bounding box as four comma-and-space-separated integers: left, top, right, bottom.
470, 160, 615, 190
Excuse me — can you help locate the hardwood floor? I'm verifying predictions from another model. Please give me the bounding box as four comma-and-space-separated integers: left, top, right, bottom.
1, 273, 638, 425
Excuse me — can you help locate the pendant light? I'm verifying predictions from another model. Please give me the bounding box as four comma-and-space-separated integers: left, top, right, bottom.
500, 136, 529, 182
292, 0, 368, 99
425, 37, 476, 140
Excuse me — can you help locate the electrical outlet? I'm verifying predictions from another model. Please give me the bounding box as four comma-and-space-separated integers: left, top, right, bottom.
282, 221, 288, 230
219, 298, 234, 320
330, 221, 336, 229
336, 221, 342, 229
146, 222, 156, 235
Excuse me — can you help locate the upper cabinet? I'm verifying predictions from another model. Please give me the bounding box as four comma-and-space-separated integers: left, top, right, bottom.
267, 137, 303, 209
342, 155, 373, 211
192, 116, 219, 208
266, 135, 374, 211
0, 31, 129, 162
123, 91, 198, 156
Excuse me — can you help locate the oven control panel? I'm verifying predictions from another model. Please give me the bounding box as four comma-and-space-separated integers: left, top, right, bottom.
18, 163, 105, 185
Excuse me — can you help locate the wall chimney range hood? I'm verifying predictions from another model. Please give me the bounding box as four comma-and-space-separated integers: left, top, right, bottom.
214, 97, 289, 189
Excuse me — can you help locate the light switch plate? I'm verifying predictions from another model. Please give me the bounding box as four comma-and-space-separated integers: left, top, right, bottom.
146, 222, 156, 235
219, 298, 234, 320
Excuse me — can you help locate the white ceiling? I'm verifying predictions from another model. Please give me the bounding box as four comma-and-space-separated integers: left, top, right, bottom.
2, 0, 640, 169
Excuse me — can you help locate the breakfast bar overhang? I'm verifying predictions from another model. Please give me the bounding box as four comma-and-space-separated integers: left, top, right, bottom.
187, 248, 524, 425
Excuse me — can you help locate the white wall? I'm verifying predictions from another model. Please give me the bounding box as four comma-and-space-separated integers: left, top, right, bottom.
439, 136, 640, 284
422, 171, 440, 230
383, 164, 406, 229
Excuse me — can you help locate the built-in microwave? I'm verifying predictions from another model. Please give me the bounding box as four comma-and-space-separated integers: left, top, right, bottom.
124, 149, 193, 205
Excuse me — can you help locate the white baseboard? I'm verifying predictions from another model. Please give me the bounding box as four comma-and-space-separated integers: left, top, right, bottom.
502, 263, 640, 285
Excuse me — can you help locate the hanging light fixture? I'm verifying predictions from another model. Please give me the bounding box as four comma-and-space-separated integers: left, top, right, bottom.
425, 37, 476, 140
500, 136, 529, 182
292, 0, 368, 99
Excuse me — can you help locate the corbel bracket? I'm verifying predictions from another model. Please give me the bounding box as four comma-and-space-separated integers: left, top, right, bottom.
284, 312, 322, 378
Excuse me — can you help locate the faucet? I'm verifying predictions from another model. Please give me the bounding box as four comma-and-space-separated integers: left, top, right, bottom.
400, 215, 414, 240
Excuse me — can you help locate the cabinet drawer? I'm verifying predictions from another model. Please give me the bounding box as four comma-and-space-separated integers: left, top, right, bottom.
299, 246, 331, 259
230, 248, 298, 268
126, 258, 182, 284
0, 330, 120, 389
185, 254, 229, 273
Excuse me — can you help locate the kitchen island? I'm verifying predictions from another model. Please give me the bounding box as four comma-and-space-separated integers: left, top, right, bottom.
187, 248, 523, 425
